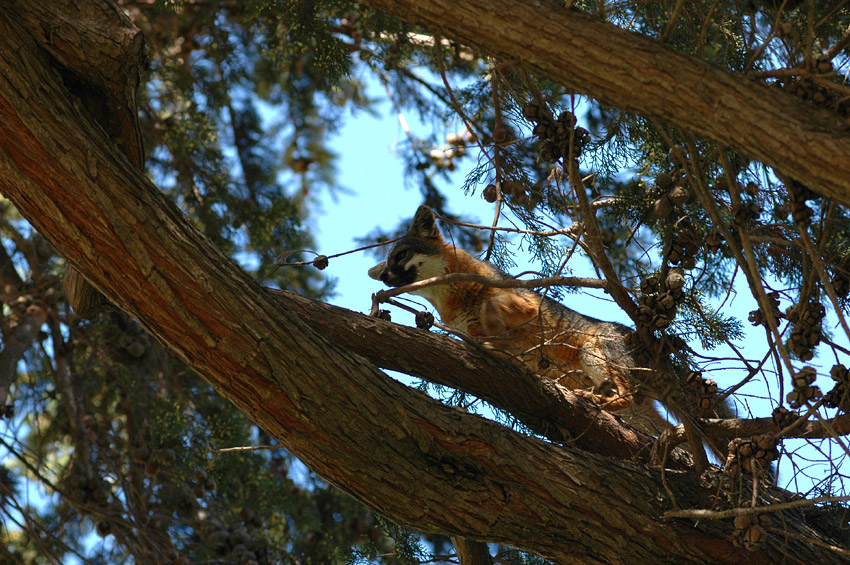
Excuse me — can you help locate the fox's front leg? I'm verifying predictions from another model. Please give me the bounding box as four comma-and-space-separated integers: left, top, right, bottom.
579, 339, 633, 410
578, 339, 615, 391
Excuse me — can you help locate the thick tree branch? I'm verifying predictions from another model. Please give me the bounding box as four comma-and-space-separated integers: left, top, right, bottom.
7, 0, 145, 167
271, 288, 694, 469
9, 0, 147, 319
360, 0, 850, 207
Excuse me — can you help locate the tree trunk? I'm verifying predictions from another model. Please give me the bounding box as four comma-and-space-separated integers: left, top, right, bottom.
0, 2, 847, 563
360, 0, 850, 208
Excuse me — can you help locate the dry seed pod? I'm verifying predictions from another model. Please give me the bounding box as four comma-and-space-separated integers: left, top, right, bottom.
771, 406, 796, 428
532, 122, 551, 136
686, 371, 703, 388
522, 103, 543, 120
742, 524, 767, 551
792, 366, 816, 388
415, 311, 434, 330
666, 268, 685, 290
830, 364, 850, 383
669, 185, 690, 205
814, 54, 833, 74
539, 140, 558, 162
657, 292, 675, 310
666, 243, 685, 265
640, 274, 660, 294
705, 228, 723, 253
482, 184, 497, 203
653, 196, 673, 220
655, 171, 673, 190
96, 521, 112, 537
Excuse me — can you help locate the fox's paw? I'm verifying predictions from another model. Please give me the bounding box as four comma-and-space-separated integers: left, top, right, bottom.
592, 378, 618, 399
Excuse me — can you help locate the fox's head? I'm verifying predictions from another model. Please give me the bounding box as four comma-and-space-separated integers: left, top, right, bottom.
368, 205, 449, 287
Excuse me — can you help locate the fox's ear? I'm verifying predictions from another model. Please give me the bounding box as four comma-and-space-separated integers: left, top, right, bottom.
408, 205, 441, 239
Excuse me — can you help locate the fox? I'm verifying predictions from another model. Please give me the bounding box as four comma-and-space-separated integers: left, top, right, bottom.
368, 205, 682, 434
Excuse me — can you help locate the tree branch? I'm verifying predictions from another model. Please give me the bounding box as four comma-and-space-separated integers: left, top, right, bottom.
1, 3, 848, 562
0, 303, 47, 409
271, 288, 692, 468
359, 0, 850, 207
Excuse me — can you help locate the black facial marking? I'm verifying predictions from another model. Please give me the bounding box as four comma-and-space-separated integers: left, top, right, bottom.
381, 248, 417, 287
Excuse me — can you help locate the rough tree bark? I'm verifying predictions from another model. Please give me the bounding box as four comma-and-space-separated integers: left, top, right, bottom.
0, 2, 848, 563
6, 0, 146, 319
360, 0, 850, 208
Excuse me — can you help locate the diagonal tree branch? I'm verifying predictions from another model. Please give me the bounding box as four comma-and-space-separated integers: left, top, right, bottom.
271, 288, 694, 469
359, 0, 850, 207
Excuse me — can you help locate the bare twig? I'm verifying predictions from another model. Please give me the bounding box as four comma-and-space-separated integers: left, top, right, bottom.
661, 0, 685, 43
211, 445, 284, 461
271, 236, 403, 272
435, 213, 584, 238
768, 526, 850, 556
370, 272, 607, 316
664, 494, 850, 520
485, 58, 506, 262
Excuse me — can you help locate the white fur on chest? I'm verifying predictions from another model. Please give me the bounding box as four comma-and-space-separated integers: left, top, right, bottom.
405, 253, 473, 331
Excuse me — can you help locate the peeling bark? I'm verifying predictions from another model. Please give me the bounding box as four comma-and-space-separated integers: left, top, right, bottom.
8, 0, 147, 318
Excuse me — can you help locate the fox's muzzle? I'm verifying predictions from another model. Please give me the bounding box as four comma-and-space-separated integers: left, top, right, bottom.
368, 262, 386, 281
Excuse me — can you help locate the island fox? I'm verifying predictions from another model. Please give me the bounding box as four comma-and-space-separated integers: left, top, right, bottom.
369, 205, 677, 433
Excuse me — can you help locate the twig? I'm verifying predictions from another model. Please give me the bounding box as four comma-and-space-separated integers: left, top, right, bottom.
664, 494, 850, 520
379, 297, 494, 351
433, 36, 493, 172
484, 58, 507, 261
435, 213, 584, 237
661, 0, 685, 43
271, 236, 404, 272
768, 526, 850, 556
370, 272, 608, 316
696, 0, 720, 55
211, 445, 284, 460
565, 157, 637, 320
